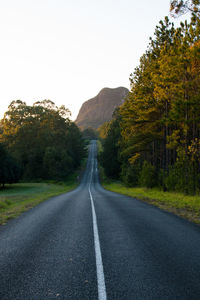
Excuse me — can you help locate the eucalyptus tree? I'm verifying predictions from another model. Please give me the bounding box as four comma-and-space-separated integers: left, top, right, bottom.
0, 100, 85, 180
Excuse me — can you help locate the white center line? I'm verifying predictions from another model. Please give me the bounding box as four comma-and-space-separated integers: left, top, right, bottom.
89, 157, 107, 300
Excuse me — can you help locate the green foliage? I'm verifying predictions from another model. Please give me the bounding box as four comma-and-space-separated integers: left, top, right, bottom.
0, 100, 85, 181
164, 161, 199, 194
97, 122, 111, 139
99, 113, 121, 179
99, 15, 200, 195
170, 0, 200, 16
121, 163, 140, 187
0, 143, 20, 187
139, 161, 157, 188
82, 128, 98, 140
43, 147, 73, 179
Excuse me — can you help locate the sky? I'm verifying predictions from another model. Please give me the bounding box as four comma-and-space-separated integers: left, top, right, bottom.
0, 0, 190, 120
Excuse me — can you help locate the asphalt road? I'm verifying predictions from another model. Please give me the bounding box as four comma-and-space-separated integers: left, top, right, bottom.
1, 141, 200, 299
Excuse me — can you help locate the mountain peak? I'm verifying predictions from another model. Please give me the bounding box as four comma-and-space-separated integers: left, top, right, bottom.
75, 87, 129, 130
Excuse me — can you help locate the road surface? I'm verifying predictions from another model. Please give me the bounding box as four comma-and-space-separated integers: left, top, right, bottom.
1, 141, 200, 299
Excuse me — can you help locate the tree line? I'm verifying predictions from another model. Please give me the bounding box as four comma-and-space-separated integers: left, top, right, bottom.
0, 100, 85, 187
99, 7, 200, 194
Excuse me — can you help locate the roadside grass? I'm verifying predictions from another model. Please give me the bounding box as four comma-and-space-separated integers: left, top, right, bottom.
102, 181, 200, 224
0, 171, 80, 225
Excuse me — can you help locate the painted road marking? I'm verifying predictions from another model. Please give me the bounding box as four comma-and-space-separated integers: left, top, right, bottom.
89, 155, 107, 300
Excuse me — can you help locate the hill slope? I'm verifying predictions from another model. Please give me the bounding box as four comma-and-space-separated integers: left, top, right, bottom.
75, 87, 129, 129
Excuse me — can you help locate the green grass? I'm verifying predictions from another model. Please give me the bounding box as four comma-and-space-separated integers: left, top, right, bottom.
103, 182, 200, 224
0, 156, 89, 225
0, 179, 77, 225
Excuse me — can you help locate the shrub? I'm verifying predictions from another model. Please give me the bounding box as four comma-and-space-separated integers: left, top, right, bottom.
121, 163, 140, 187
139, 161, 157, 188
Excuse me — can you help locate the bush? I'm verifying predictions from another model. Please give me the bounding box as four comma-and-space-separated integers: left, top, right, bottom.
164, 161, 198, 194
121, 163, 140, 187
139, 161, 157, 188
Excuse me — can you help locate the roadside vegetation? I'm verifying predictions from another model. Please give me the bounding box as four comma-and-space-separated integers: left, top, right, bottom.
98, 141, 200, 223
0, 100, 86, 185
0, 180, 76, 225
98, 2, 200, 223
102, 181, 200, 223
0, 99, 87, 224
99, 6, 200, 195
0, 152, 87, 225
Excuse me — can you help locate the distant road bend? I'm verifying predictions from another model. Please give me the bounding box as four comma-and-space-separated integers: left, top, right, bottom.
1, 141, 200, 299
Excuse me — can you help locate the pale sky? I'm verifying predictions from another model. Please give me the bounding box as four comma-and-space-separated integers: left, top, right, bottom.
0, 0, 189, 120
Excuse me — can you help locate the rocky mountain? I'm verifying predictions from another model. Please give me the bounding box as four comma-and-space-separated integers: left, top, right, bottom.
75, 87, 129, 130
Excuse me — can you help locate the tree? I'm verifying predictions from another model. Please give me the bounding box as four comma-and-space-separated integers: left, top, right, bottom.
99, 111, 121, 179
98, 122, 111, 140
82, 128, 98, 140
120, 18, 175, 173
103, 15, 200, 193
170, 0, 200, 16
0, 143, 20, 188
0, 100, 85, 181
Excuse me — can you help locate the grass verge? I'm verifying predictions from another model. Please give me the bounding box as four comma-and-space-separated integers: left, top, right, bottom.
102, 181, 200, 224
0, 151, 89, 226
0, 175, 78, 225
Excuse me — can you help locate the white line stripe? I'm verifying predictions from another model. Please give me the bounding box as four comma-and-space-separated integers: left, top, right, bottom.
89, 158, 107, 300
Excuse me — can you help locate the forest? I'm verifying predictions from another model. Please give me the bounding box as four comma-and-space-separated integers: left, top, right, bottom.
99, 3, 200, 195
0, 100, 85, 187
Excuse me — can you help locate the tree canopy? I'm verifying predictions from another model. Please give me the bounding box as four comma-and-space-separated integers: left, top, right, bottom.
0, 100, 85, 182
170, 0, 200, 16
100, 14, 200, 194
